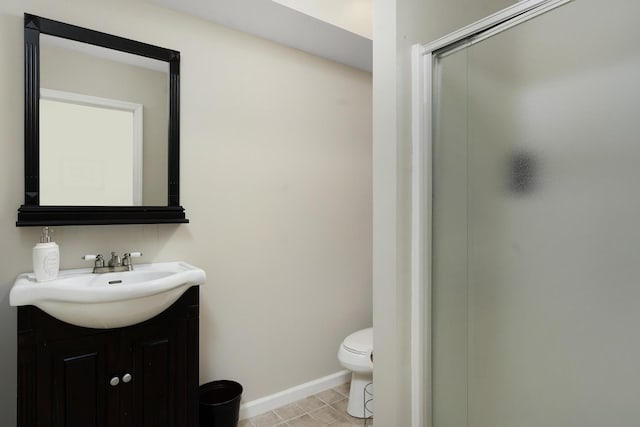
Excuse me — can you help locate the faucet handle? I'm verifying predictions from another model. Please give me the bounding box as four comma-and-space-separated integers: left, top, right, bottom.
82, 254, 104, 268
122, 252, 142, 266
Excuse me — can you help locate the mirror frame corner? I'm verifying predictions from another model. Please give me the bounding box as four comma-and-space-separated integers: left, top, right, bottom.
17, 14, 188, 227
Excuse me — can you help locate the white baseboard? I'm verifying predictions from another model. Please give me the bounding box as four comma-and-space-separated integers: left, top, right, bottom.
239, 370, 351, 420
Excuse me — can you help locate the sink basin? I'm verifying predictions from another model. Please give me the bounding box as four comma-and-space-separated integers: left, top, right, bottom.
10, 261, 205, 329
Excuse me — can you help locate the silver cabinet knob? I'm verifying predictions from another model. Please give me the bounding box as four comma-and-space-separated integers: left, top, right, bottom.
110, 376, 120, 386
122, 373, 132, 383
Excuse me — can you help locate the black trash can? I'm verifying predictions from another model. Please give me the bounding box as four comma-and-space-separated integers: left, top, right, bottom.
199, 380, 243, 427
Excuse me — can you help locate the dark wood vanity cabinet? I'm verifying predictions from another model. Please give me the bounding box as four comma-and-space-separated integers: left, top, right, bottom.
17, 287, 199, 427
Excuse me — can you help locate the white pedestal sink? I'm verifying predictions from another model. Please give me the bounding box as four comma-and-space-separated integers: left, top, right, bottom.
10, 261, 205, 329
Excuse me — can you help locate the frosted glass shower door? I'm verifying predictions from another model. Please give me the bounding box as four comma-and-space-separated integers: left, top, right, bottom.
431, 1, 640, 426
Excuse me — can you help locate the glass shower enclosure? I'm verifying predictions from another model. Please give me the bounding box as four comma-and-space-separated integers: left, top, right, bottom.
416, 0, 640, 426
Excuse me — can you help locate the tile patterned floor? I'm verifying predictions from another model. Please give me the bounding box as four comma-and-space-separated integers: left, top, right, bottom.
239, 382, 373, 427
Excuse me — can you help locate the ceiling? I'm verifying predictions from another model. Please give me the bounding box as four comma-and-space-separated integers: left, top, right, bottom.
148, 0, 372, 72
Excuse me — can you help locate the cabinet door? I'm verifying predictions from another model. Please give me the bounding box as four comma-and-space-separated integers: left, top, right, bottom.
37, 333, 120, 427
119, 318, 185, 427
19, 288, 199, 427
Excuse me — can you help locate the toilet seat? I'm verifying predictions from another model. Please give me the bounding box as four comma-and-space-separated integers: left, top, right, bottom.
338, 328, 373, 373
342, 328, 373, 355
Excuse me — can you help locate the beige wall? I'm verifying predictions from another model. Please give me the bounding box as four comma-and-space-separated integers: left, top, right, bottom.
0, 0, 372, 424
372, 0, 516, 425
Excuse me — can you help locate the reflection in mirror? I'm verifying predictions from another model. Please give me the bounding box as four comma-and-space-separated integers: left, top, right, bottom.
40, 90, 142, 205
39, 35, 169, 206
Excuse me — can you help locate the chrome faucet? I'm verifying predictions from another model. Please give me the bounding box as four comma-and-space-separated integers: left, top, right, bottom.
108, 252, 122, 268
83, 252, 142, 274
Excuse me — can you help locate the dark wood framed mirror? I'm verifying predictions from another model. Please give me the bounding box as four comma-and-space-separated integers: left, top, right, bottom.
17, 14, 188, 226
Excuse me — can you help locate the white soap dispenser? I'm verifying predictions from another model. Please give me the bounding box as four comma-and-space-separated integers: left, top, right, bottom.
33, 227, 59, 282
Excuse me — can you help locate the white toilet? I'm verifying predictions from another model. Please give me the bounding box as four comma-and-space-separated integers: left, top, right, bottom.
337, 327, 373, 418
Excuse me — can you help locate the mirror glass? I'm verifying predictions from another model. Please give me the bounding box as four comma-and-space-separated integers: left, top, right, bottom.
19, 14, 186, 226
39, 35, 169, 206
